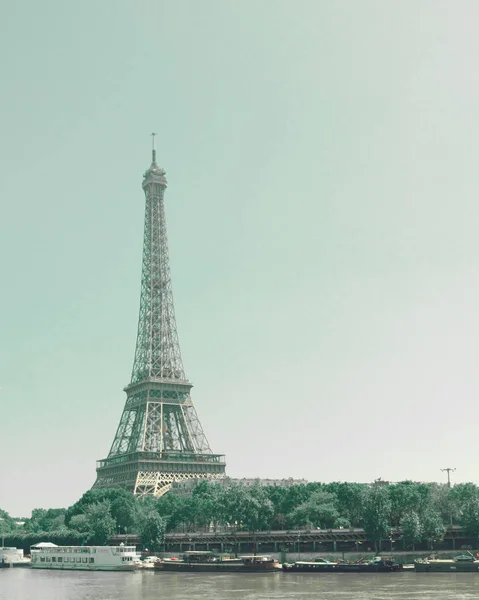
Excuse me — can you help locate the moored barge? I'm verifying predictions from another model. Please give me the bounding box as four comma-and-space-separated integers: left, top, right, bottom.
283, 556, 402, 573
415, 555, 479, 572
155, 551, 281, 572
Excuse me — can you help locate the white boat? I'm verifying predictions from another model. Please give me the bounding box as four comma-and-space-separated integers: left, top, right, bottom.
30, 542, 139, 571
139, 555, 159, 568
0, 547, 30, 568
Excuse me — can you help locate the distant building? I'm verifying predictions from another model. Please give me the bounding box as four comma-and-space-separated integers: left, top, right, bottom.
170, 476, 308, 497
223, 477, 308, 488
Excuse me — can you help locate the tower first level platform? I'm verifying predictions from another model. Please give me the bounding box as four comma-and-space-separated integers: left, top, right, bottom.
94, 450, 226, 497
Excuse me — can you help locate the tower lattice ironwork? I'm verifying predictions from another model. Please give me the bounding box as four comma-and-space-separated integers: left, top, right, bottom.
93, 136, 226, 497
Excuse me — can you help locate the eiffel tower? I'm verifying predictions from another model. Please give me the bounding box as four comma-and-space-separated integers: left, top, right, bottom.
93, 135, 226, 497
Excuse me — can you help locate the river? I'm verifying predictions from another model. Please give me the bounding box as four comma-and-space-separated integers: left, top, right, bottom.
3, 569, 479, 599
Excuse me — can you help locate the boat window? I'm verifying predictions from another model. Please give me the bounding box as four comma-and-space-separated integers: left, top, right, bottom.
40, 558, 45, 563
46, 557, 51, 562
82, 558, 87, 563
76, 558, 81, 563
58, 557, 62, 563
89, 558, 94, 564
64, 558, 69, 562
52, 557, 56, 562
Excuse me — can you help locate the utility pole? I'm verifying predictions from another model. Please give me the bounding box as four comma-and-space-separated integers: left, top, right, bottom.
441, 468, 456, 488
441, 468, 456, 528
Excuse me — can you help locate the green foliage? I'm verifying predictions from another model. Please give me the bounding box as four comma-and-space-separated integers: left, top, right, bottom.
23, 508, 66, 533
156, 493, 186, 532
83, 501, 116, 545
389, 482, 424, 527
110, 494, 136, 530
289, 491, 339, 529
69, 514, 91, 534
65, 489, 135, 525
240, 484, 274, 531
459, 497, 479, 538
0, 509, 19, 533
326, 483, 366, 527
421, 508, 445, 547
12, 479, 479, 549
137, 508, 166, 551
400, 510, 422, 547
362, 485, 392, 544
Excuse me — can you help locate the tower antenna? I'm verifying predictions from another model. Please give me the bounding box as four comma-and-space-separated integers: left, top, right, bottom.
151, 132, 157, 163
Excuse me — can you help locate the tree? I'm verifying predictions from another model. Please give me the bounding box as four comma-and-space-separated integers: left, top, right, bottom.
69, 514, 91, 534
421, 509, 445, 549
156, 493, 187, 532
138, 509, 166, 552
279, 485, 312, 527
264, 486, 289, 530
220, 484, 250, 531
111, 494, 136, 530
22, 508, 67, 533
459, 497, 479, 538
0, 510, 18, 538
242, 485, 274, 532
430, 483, 459, 525
289, 491, 339, 529
389, 482, 424, 528
449, 483, 479, 526
400, 510, 423, 549
191, 482, 224, 531
84, 502, 116, 545
362, 485, 391, 551
65, 489, 136, 527
327, 483, 366, 527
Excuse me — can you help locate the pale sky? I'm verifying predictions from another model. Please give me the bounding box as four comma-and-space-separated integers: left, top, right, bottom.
2, 1, 479, 516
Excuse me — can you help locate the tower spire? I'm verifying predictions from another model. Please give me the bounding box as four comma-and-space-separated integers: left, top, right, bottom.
151, 132, 157, 164
92, 137, 226, 497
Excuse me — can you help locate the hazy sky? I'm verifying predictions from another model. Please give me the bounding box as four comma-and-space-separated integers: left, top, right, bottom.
2, 1, 479, 516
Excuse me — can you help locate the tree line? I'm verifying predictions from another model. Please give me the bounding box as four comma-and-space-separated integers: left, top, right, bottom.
3, 480, 479, 551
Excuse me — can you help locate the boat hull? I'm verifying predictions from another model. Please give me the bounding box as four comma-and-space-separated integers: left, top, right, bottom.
30, 544, 139, 571
415, 561, 479, 573
30, 564, 136, 571
155, 561, 280, 573
283, 561, 402, 573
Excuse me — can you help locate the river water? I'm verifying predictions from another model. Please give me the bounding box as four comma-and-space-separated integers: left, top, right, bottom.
3, 569, 479, 600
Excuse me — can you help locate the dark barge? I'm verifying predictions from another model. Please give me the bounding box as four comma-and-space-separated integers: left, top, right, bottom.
154, 551, 281, 573
283, 557, 402, 573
